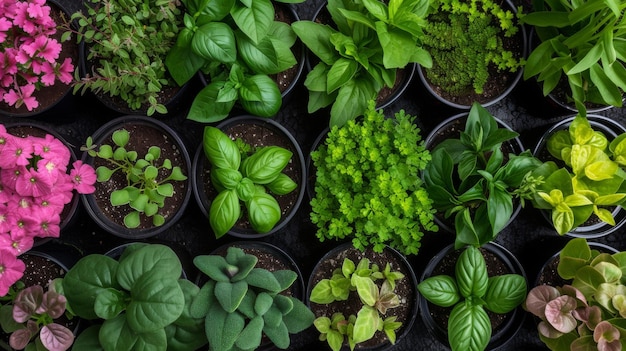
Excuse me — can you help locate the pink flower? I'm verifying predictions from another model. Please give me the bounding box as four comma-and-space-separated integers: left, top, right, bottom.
14, 167, 53, 197
0, 250, 25, 296
33, 134, 70, 168
1, 167, 26, 192
3, 84, 38, 111
0, 204, 11, 234
0, 233, 33, 256
35, 192, 66, 214
10, 213, 36, 239
39, 61, 56, 86
69, 161, 96, 194
56, 57, 74, 84
0, 135, 33, 167
23, 35, 60, 63
31, 205, 59, 238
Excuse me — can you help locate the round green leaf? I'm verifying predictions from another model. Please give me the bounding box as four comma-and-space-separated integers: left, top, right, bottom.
418, 275, 460, 307
209, 189, 241, 238
191, 22, 236, 63
239, 74, 282, 117
126, 273, 185, 333
246, 193, 281, 233
243, 146, 292, 184
483, 275, 527, 314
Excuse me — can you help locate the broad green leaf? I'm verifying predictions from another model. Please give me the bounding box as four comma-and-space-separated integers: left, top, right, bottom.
246, 193, 281, 233
205, 303, 245, 351
456, 246, 488, 298
327, 58, 358, 93
352, 305, 379, 344
239, 74, 282, 117
116, 244, 183, 291
448, 302, 491, 351
94, 288, 127, 320
231, 0, 273, 44
243, 146, 292, 184
292, 21, 339, 65
209, 189, 241, 238
126, 273, 184, 333
203, 126, 240, 170
188, 83, 236, 123
191, 23, 237, 63
100, 314, 167, 351
417, 275, 460, 307
329, 78, 377, 127
483, 275, 527, 314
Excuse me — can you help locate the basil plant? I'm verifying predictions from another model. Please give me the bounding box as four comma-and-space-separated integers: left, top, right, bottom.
203, 126, 297, 238
418, 246, 527, 351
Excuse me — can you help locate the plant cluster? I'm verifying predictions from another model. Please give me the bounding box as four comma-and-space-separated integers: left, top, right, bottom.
422, 0, 523, 95
191, 246, 314, 351
418, 246, 527, 351
0, 283, 74, 351
202, 126, 297, 238
525, 238, 626, 350
82, 128, 188, 229
166, 0, 303, 122
0, 125, 96, 296
309, 256, 405, 351
529, 114, 626, 235
292, 0, 432, 127
67, 0, 182, 115
60, 243, 206, 351
522, 0, 626, 111
310, 101, 437, 255
423, 102, 542, 248
0, 0, 75, 111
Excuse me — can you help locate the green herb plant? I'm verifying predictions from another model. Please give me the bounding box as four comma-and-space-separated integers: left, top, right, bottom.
59, 243, 207, 351
529, 114, 626, 234
82, 129, 188, 229
423, 102, 542, 248
522, 0, 626, 111
418, 246, 527, 351
309, 257, 405, 351
65, 0, 182, 116
422, 0, 524, 96
165, 0, 303, 122
524, 238, 626, 350
310, 100, 437, 255
202, 126, 297, 238
292, 0, 432, 127
191, 246, 314, 351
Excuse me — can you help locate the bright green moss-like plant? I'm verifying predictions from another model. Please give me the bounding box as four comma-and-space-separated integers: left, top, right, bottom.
422, 0, 523, 95
310, 101, 438, 255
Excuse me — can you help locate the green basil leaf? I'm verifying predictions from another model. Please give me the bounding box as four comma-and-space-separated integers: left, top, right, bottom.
203, 126, 241, 170
209, 189, 241, 238
266, 173, 297, 195
187, 82, 236, 123
327, 57, 358, 93
236, 178, 256, 202
247, 193, 281, 233
100, 314, 167, 351
116, 244, 183, 291
329, 78, 377, 127
239, 75, 282, 117
448, 302, 491, 351
456, 246, 488, 298
292, 21, 339, 66
213, 168, 243, 190
236, 30, 279, 74
417, 275, 460, 307
483, 275, 527, 314
126, 273, 185, 333
166, 40, 205, 86
191, 22, 236, 63
230, 0, 273, 44
243, 146, 292, 184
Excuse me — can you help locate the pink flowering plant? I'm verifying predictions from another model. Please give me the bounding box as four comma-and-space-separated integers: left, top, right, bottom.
0, 0, 75, 111
0, 125, 96, 297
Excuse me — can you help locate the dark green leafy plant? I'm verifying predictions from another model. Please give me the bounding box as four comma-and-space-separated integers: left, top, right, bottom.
529, 115, 626, 234
423, 102, 542, 248
66, 0, 182, 115
202, 126, 297, 238
310, 257, 404, 351
292, 0, 432, 127
522, 0, 626, 111
310, 101, 437, 255
191, 246, 314, 351
82, 129, 188, 228
165, 0, 303, 122
418, 246, 527, 351
59, 243, 206, 351
422, 0, 523, 95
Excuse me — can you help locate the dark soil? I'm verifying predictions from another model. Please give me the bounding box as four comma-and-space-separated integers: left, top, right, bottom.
92, 123, 188, 231
308, 245, 416, 350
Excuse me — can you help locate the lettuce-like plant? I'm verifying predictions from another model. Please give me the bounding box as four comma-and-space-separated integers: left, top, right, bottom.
191, 246, 314, 351
418, 246, 527, 351
0, 284, 74, 351
529, 114, 626, 234
423, 102, 542, 248
309, 257, 405, 351
202, 126, 297, 238
292, 0, 432, 127
166, 0, 303, 122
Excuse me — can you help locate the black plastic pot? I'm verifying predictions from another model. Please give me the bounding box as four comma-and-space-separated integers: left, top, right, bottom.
80, 115, 192, 239
419, 242, 527, 351
532, 115, 626, 238
306, 242, 418, 351
192, 115, 306, 239
305, 127, 329, 201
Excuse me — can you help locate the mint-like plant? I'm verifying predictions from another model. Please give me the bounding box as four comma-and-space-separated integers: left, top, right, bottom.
310, 257, 405, 351
418, 246, 527, 351
166, 0, 303, 122
191, 246, 314, 351
310, 101, 437, 255
82, 128, 188, 228
529, 115, 626, 234
60, 243, 206, 351
292, 0, 432, 127
0, 284, 74, 351
423, 102, 542, 248
202, 126, 297, 238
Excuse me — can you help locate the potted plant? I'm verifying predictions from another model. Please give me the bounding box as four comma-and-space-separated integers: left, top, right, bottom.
59, 243, 206, 351
307, 242, 418, 350
422, 102, 542, 248
417, 0, 525, 108
191, 245, 315, 351
292, 0, 432, 127
80, 115, 191, 239
0, 0, 77, 117
418, 243, 528, 351
522, 0, 626, 112
67, 0, 183, 116
165, 0, 305, 122
192, 115, 305, 239
525, 237, 626, 350
528, 114, 626, 237
309, 100, 437, 256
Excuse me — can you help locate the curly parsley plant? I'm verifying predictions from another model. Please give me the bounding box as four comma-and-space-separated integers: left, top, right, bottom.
310, 101, 438, 255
